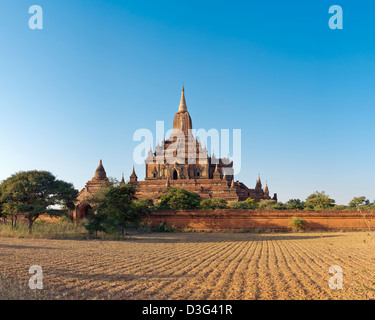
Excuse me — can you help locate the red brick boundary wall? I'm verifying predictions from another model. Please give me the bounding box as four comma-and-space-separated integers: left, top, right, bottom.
143, 210, 375, 231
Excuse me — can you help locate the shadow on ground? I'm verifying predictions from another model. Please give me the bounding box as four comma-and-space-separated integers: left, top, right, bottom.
127, 233, 342, 244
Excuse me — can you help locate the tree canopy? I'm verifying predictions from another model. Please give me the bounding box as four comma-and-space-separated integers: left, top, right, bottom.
85, 184, 141, 235
0, 171, 77, 232
200, 198, 228, 209
348, 196, 369, 208
257, 199, 277, 210
157, 188, 201, 210
285, 199, 305, 210
304, 191, 335, 210
229, 198, 258, 209
0, 190, 5, 221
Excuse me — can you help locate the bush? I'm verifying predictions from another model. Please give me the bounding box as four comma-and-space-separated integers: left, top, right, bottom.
333, 205, 347, 210
290, 217, 306, 232
230, 198, 257, 209
136, 221, 152, 233
156, 221, 178, 232
182, 226, 193, 232
272, 202, 286, 210
285, 199, 305, 210
257, 199, 277, 210
133, 198, 154, 215
200, 198, 228, 209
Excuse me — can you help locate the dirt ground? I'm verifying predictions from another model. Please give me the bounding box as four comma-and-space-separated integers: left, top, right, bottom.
0, 232, 374, 300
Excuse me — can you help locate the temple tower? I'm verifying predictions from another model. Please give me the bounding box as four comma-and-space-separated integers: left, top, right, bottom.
172, 86, 193, 137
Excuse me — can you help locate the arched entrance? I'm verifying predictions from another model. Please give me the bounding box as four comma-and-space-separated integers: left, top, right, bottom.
172, 169, 178, 180
74, 203, 91, 222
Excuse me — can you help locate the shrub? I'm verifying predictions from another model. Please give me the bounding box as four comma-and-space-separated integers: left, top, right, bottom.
285, 199, 305, 210
290, 217, 306, 232
200, 198, 228, 209
230, 198, 257, 209
333, 205, 347, 210
272, 202, 286, 210
156, 221, 178, 232
136, 221, 152, 233
257, 199, 277, 210
133, 198, 154, 215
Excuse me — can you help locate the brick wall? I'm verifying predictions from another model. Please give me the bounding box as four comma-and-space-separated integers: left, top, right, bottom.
143, 210, 375, 231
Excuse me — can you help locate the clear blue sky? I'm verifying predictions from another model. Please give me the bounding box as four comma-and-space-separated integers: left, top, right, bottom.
1, 0, 374, 204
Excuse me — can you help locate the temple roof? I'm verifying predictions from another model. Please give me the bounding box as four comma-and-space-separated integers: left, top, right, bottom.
94, 160, 107, 180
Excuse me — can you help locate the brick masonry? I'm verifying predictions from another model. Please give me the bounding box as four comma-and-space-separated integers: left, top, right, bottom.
143, 210, 375, 231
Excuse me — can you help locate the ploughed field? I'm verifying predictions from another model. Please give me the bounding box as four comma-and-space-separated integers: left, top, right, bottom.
0, 232, 374, 300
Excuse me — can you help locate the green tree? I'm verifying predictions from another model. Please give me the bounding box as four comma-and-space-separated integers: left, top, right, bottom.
91, 184, 140, 235
229, 198, 258, 209
84, 210, 107, 237
285, 199, 305, 210
258, 199, 277, 210
304, 191, 335, 210
157, 188, 201, 210
0, 171, 77, 233
348, 196, 369, 209
272, 202, 286, 210
200, 198, 228, 209
244, 198, 257, 207
0, 190, 5, 222
133, 198, 154, 215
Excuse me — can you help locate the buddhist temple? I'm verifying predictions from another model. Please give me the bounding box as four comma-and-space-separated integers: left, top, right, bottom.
75, 87, 277, 218
128, 87, 277, 203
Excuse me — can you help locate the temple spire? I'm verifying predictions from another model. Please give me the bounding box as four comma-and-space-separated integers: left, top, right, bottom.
173, 86, 192, 135
178, 86, 187, 113
256, 174, 262, 189
94, 159, 107, 180
120, 173, 125, 185
213, 164, 221, 180
265, 181, 269, 195
129, 166, 138, 183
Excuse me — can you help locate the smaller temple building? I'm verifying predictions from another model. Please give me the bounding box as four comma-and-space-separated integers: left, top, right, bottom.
73, 160, 110, 221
